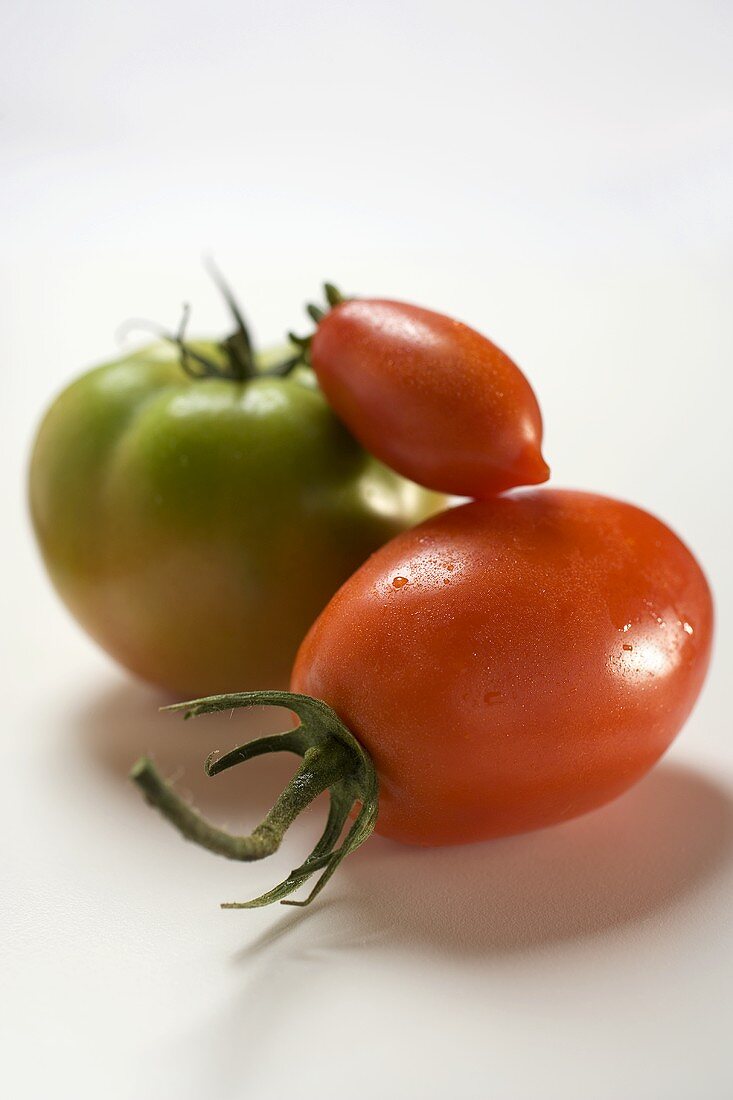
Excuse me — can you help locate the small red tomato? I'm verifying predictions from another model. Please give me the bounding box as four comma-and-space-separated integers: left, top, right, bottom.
309, 297, 549, 498
292, 489, 713, 846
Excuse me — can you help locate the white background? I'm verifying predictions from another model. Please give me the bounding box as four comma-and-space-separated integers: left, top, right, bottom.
2, 2, 732, 1098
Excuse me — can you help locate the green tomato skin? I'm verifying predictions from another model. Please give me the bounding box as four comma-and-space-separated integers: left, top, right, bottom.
29, 342, 444, 696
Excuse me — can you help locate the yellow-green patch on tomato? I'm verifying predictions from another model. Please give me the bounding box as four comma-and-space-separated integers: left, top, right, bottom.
29, 341, 444, 695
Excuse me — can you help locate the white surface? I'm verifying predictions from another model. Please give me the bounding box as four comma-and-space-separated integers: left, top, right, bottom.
2, 2, 733, 1098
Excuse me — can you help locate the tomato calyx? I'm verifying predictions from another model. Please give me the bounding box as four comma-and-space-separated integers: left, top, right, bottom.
121, 264, 305, 383
286, 282, 349, 368
183, 262, 305, 382
130, 690, 378, 908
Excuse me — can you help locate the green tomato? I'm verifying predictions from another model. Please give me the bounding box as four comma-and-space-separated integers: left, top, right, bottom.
29, 340, 443, 696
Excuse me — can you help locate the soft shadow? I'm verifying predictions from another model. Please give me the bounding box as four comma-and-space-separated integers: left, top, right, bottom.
74, 678, 303, 823
236, 762, 733, 957
183, 763, 733, 1100
75, 682, 733, 953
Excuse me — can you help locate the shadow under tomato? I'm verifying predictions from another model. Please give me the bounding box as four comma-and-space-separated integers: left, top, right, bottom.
74, 682, 733, 954
158, 759, 733, 1100
234, 760, 733, 957
71, 682, 733, 1099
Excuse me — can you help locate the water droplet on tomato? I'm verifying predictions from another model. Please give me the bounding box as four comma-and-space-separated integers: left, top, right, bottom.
392, 576, 409, 589
623, 643, 633, 652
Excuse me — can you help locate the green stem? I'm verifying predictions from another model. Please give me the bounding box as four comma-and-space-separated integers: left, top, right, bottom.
204, 257, 254, 375
131, 741, 351, 861
277, 281, 350, 373
129, 691, 378, 909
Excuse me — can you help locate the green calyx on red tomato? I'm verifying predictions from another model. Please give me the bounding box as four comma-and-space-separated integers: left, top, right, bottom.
28, 279, 444, 696
132, 489, 712, 908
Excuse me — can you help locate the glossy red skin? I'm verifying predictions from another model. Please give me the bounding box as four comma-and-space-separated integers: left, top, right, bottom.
310, 299, 549, 498
292, 490, 713, 846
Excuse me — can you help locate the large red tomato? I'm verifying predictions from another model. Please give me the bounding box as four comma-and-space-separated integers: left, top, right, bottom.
292, 489, 713, 845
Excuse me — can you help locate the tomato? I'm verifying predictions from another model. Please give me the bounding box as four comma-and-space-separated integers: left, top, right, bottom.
307, 294, 549, 497
293, 489, 713, 844
132, 488, 712, 907
29, 340, 443, 697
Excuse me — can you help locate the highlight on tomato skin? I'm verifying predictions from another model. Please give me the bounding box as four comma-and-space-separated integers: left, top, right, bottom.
291, 488, 713, 847
309, 297, 550, 499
